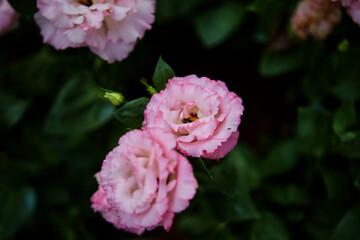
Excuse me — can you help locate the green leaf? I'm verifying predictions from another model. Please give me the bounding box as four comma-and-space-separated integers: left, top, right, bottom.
156, 0, 204, 22
259, 49, 305, 77
207, 145, 260, 222
227, 145, 260, 191
264, 185, 309, 206
333, 99, 357, 141
179, 215, 218, 235
113, 97, 149, 129
194, 2, 246, 48
251, 212, 290, 240
152, 57, 175, 91
0, 186, 36, 240
297, 105, 331, 157
260, 140, 298, 177
333, 205, 360, 240
8, 48, 81, 97
44, 74, 114, 136
322, 169, 352, 201
0, 92, 29, 128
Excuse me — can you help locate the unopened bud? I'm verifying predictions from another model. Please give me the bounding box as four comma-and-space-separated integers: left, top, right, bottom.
140, 78, 158, 95
104, 92, 125, 106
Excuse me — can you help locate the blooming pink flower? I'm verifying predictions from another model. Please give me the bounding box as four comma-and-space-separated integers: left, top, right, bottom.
143, 75, 244, 160
0, 0, 19, 35
291, 0, 342, 40
91, 128, 198, 235
34, 0, 155, 63
341, 0, 360, 25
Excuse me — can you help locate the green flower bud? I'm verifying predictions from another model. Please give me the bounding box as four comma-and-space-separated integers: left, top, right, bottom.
140, 78, 158, 95
104, 92, 125, 106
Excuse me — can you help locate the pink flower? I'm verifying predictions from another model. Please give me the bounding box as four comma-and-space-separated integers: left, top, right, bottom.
291, 0, 342, 40
341, 0, 360, 25
34, 0, 155, 63
91, 128, 198, 235
0, 0, 19, 35
143, 75, 244, 160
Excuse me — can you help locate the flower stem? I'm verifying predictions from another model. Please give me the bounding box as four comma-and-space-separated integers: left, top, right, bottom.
198, 158, 214, 180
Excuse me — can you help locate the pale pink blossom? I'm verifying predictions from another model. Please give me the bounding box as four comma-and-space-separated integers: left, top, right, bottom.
34, 0, 155, 63
341, 0, 360, 25
143, 75, 244, 160
291, 0, 342, 40
91, 128, 198, 235
0, 0, 19, 35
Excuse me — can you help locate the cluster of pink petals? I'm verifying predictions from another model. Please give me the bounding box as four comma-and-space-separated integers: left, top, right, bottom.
340, 0, 360, 25
34, 0, 155, 63
143, 75, 244, 160
0, 0, 19, 35
91, 128, 198, 235
291, 0, 342, 40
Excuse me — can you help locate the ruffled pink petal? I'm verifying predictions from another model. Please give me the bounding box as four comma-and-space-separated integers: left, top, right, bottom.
35, 0, 155, 62
160, 211, 174, 231
177, 118, 218, 142
85, 10, 105, 29
202, 131, 240, 160
168, 155, 198, 213
91, 187, 124, 229
64, 27, 86, 43
89, 40, 135, 63
95, 128, 197, 234
109, 5, 131, 21
34, 13, 82, 49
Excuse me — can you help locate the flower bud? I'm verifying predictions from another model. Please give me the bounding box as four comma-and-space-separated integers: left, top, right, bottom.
104, 92, 125, 107
140, 78, 158, 95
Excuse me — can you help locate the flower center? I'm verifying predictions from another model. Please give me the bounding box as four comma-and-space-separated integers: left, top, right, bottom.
181, 112, 199, 124
180, 102, 200, 124
78, 0, 93, 6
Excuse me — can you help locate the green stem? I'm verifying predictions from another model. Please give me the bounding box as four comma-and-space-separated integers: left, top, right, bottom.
199, 158, 214, 180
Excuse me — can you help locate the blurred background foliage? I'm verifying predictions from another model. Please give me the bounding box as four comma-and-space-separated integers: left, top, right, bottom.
1, 0, 360, 239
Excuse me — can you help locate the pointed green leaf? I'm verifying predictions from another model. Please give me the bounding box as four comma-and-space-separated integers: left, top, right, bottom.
251, 212, 290, 240
0, 186, 36, 240
333, 99, 357, 141
259, 49, 305, 77
0, 92, 29, 128
297, 105, 331, 157
260, 140, 298, 177
44, 74, 114, 136
194, 2, 246, 48
113, 97, 149, 129
152, 57, 175, 91
333, 205, 360, 240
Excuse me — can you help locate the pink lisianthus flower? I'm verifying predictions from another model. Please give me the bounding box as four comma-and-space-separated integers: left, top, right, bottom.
291, 0, 342, 40
91, 128, 198, 235
34, 0, 155, 63
341, 0, 360, 25
0, 0, 19, 35
143, 75, 244, 160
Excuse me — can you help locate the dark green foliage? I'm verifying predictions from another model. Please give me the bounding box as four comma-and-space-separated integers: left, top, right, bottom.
333, 205, 360, 240
1, 0, 360, 239
113, 97, 149, 129
194, 2, 246, 48
44, 74, 114, 136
